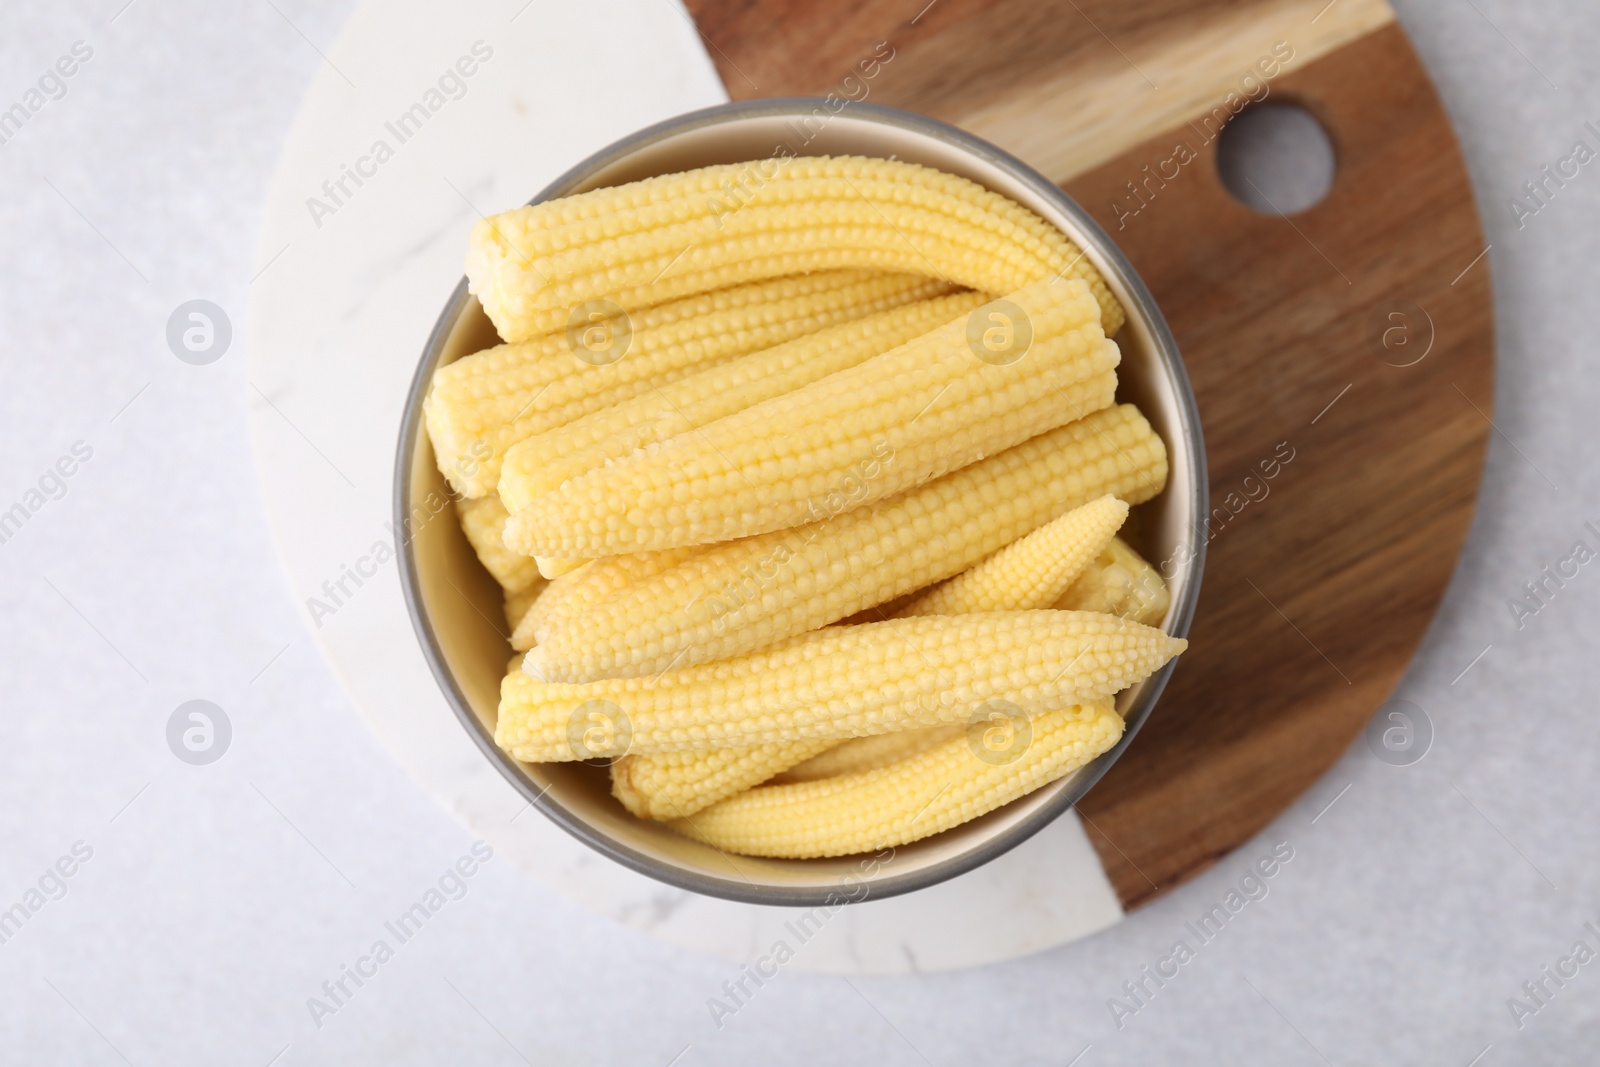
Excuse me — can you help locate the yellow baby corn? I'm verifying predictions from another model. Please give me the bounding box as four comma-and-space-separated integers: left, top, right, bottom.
510, 546, 706, 654
497, 612, 1184, 761
427, 270, 945, 497
773, 725, 968, 784
510, 606, 545, 652
610, 738, 838, 821
533, 554, 588, 580
526, 403, 1167, 683
898, 494, 1128, 616
1055, 536, 1172, 625
456, 493, 546, 632
496, 291, 990, 514
476, 158, 1085, 260
618, 725, 969, 821
503, 584, 545, 632
670, 703, 1123, 858
735, 494, 1130, 786
455, 496, 544, 593
466, 156, 1123, 343
627, 497, 1131, 809
502, 279, 1117, 557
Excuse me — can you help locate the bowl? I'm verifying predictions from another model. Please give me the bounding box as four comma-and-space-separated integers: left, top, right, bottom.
396, 99, 1206, 907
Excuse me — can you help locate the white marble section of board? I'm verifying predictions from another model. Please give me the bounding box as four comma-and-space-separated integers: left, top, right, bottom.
245, 0, 1125, 972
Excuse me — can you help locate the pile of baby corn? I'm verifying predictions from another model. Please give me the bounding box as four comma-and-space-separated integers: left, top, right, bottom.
425, 156, 1186, 860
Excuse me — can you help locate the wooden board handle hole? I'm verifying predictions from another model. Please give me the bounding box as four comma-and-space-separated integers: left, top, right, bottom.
1215, 102, 1337, 215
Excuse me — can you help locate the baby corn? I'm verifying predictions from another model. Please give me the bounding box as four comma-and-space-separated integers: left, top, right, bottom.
510, 546, 704, 652
611, 726, 969, 820
532, 554, 589, 580
427, 270, 946, 497
1055, 535, 1172, 625
503, 584, 545, 633
502, 279, 1118, 557
670, 702, 1123, 858
756, 494, 1133, 783
615, 495, 1134, 813
899, 494, 1127, 616
525, 403, 1168, 683
773, 725, 968, 784
466, 157, 1123, 343
611, 738, 838, 821
455, 495, 544, 594
497, 612, 1184, 761
497, 290, 990, 514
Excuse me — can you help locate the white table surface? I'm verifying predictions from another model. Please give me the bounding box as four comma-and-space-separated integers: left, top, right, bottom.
2, 0, 1598, 1063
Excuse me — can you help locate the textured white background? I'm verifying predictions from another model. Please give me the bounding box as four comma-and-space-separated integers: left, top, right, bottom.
0, 1, 1596, 1064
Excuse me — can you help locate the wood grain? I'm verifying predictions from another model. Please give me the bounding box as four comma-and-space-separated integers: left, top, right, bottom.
686, 0, 1494, 906
691, 0, 1393, 183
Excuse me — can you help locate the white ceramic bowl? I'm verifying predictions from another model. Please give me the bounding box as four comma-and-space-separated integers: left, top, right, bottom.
396, 99, 1206, 907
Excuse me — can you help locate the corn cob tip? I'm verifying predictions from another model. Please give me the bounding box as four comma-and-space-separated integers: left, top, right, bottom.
1052, 534, 1171, 624
610, 759, 651, 819
509, 602, 540, 650
609, 735, 839, 821
891, 491, 1130, 618
520, 647, 549, 679
503, 584, 545, 635
536, 555, 590, 579
455, 494, 545, 594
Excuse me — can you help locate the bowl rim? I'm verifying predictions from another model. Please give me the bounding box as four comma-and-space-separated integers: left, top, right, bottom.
395, 97, 1208, 907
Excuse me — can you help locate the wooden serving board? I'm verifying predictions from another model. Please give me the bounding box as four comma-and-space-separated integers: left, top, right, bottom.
685, 0, 1494, 908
